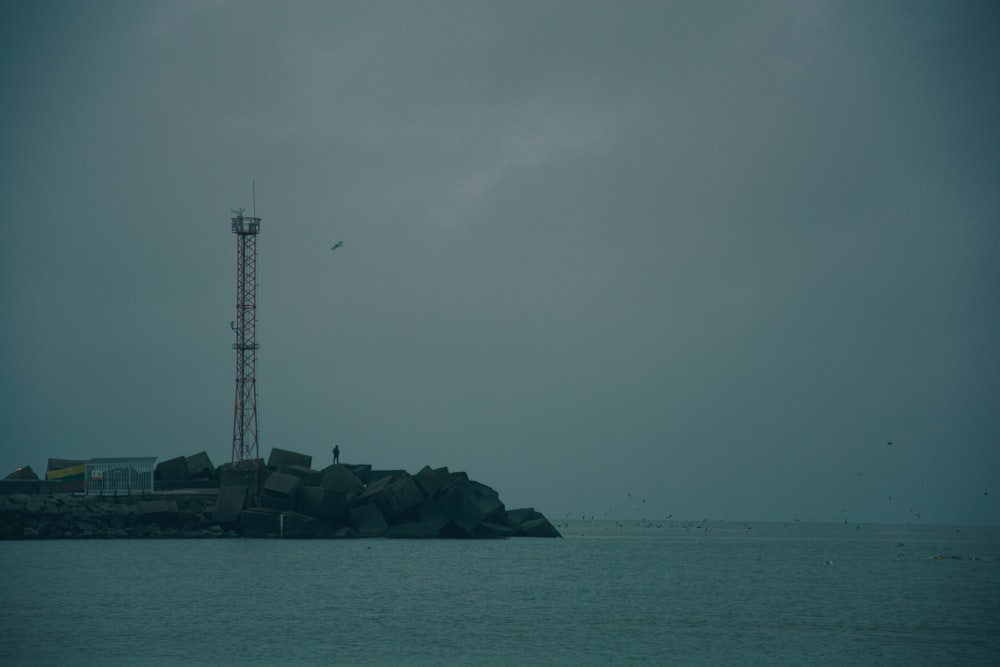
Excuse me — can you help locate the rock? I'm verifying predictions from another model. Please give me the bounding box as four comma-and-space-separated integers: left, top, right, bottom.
138, 500, 180, 528
240, 507, 281, 537
212, 486, 247, 524
4, 466, 39, 481
355, 473, 425, 524
348, 502, 387, 537
320, 464, 364, 495
185, 452, 215, 479
266, 447, 312, 470
155, 457, 190, 482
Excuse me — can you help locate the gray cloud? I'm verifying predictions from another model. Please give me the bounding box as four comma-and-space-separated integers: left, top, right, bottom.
2, 0, 997, 524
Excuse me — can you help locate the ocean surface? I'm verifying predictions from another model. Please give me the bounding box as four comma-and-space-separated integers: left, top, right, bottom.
2, 521, 998, 666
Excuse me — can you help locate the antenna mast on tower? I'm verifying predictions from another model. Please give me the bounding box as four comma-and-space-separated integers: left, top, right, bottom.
230, 205, 261, 467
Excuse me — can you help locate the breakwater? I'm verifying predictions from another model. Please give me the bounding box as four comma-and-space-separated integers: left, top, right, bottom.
0, 448, 561, 539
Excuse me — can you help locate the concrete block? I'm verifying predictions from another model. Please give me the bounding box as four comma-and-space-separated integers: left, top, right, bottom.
279, 511, 321, 538
185, 452, 215, 479
320, 464, 364, 495
211, 486, 247, 524
343, 463, 371, 480
439, 520, 470, 539
218, 463, 266, 493
362, 469, 406, 486
266, 447, 312, 470
357, 473, 425, 524
240, 507, 281, 537
260, 494, 290, 510
506, 507, 541, 527
279, 465, 322, 486
262, 471, 301, 499
414, 465, 451, 498
416, 499, 451, 525
519, 517, 562, 538
436, 477, 484, 532
155, 456, 190, 481
296, 487, 347, 521
348, 502, 387, 537
475, 521, 515, 538
474, 493, 507, 525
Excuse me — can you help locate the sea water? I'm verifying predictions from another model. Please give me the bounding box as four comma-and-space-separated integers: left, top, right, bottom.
1, 521, 998, 666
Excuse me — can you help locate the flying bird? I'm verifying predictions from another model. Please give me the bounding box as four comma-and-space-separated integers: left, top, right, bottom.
331, 241, 344, 250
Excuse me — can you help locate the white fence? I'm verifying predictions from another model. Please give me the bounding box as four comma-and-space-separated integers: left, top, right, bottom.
85, 457, 157, 495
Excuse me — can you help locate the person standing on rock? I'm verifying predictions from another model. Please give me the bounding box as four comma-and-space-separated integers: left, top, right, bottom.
333, 445, 340, 465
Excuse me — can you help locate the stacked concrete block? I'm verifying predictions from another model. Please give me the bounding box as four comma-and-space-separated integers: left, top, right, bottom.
218, 460, 266, 494
436, 477, 488, 532
294, 486, 348, 524
266, 447, 312, 470
240, 507, 281, 537
348, 502, 387, 537
519, 517, 562, 538
279, 465, 322, 486
475, 521, 515, 538
356, 473, 425, 524
362, 469, 406, 486
261, 472, 301, 510
414, 465, 452, 498
211, 486, 247, 524
506, 508, 562, 537
320, 464, 364, 495
343, 463, 371, 480
279, 511, 321, 538
185, 452, 215, 479
3, 454, 562, 539
155, 457, 190, 482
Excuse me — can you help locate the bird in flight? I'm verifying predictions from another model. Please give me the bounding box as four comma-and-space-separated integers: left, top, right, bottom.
331, 241, 344, 250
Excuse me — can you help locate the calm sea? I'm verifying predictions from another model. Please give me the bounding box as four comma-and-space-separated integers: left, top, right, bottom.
1, 521, 998, 666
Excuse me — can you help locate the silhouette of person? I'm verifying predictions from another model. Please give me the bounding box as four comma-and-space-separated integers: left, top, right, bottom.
333, 445, 340, 464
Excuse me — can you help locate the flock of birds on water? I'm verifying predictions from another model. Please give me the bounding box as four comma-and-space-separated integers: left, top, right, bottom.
555, 440, 991, 534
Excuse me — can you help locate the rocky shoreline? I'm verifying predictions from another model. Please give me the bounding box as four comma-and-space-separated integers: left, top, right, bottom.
0, 448, 561, 540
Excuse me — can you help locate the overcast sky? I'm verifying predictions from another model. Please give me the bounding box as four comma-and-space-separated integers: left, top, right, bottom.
2, 1, 997, 525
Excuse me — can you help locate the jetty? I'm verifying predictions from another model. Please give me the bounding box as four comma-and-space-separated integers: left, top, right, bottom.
0, 448, 561, 540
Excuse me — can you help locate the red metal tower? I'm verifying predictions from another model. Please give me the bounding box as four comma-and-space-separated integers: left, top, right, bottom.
230, 208, 261, 467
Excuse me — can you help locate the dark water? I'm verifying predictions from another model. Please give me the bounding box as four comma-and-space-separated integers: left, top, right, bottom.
2, 522, 998, 666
